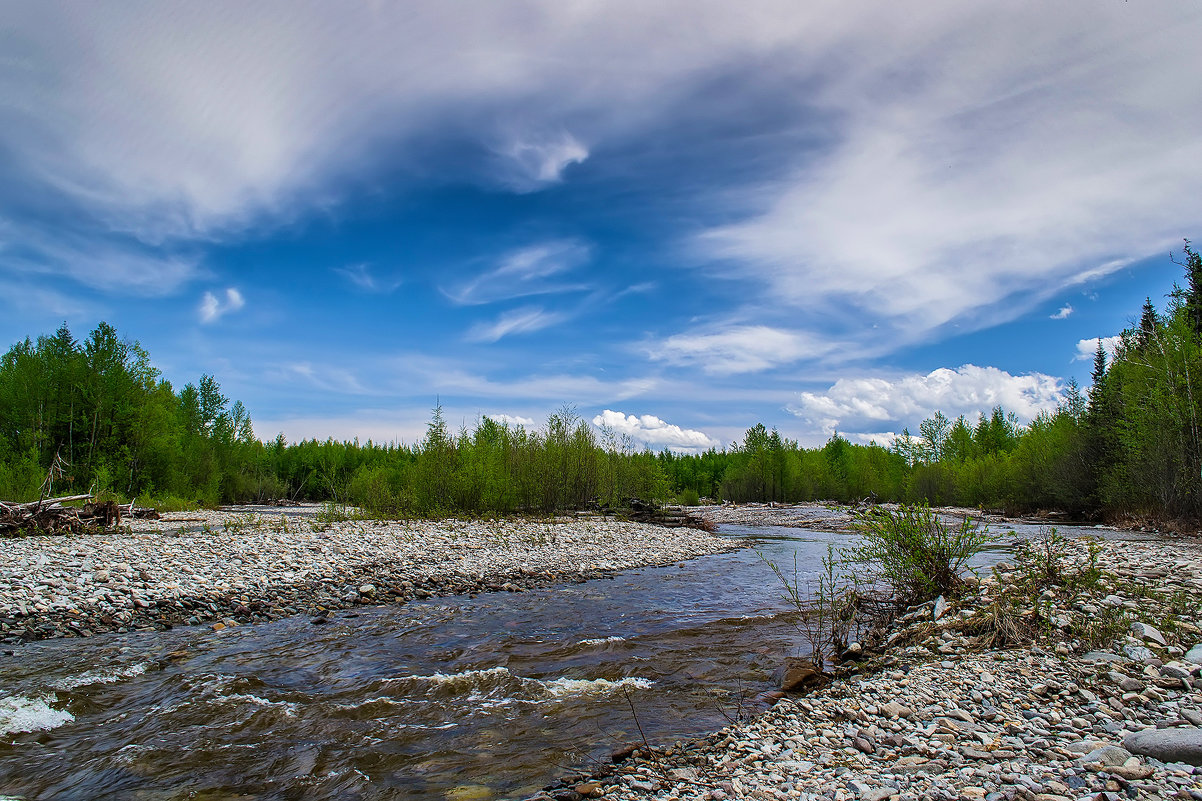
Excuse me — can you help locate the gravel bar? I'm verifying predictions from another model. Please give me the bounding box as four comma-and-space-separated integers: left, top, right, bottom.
0, 504, 741, 642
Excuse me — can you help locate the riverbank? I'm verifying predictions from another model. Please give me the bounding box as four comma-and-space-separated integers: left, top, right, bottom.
545, 536, 1202, 801
0, 504, 740, 642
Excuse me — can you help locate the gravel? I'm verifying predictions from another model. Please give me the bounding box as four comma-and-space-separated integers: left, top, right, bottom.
0, 504, 739, 641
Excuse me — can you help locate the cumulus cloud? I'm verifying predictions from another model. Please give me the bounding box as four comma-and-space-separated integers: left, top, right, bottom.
648, 325, 833, 374
592, 409, 718, 452
198, 287, 245, 323
464, 306, 567, 343
447, 239, 591, 306
1050, 304, 1073, 320
1075, 335, 1122, 362
790, 364, 1065, 436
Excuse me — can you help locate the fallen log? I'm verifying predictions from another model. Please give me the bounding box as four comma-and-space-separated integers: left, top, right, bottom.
0, 494, 159, 537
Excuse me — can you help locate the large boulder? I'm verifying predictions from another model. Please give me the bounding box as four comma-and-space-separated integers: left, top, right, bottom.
1124, 727, 1202, 766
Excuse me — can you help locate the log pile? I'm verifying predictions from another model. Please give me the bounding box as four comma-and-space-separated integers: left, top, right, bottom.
0, 495, 160, 537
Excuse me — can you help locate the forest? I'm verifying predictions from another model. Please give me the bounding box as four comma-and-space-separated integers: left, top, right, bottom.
2, 243, 1200, 523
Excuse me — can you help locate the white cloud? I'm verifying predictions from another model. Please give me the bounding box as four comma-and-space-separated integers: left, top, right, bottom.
447, 239, 591, 305
465, 306, 567, 343
1075, 335, 1122, 362
696, 2, 1201, 348
485, 413, 536, 428
198, 287, 245, 323
592, 409, 718, 452
790, 364, 1064, 436
334, 263, 401, 293
648, 325, 833, 375
495, 130, 588, 191
1050, 304, 1073, 320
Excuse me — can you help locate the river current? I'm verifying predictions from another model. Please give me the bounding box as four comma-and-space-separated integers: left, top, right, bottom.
0, 507, 1122, 800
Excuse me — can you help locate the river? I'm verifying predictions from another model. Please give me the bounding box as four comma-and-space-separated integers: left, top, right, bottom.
0, 506, 1126, 800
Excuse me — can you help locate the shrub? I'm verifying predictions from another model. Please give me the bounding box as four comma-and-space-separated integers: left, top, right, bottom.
846, 503, 997, 605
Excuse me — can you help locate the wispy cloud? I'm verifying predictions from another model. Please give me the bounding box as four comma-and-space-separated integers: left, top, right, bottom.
198, 287, 245, 323
593, 409, 718, 452
1050, 304, 1073, 320
465, 306, 567, 343
494, 130, 588, 192
647, 325, 834, 375
790, 364, 1064, 436
447, 240, 591, 306
334, 263, 401, 293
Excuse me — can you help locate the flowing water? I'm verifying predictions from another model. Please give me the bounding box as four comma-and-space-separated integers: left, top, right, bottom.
0, 507, 1132, 800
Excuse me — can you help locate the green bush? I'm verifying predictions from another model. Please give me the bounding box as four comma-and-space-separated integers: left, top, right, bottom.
846, 503, 997, 604
678, 488, 701, 506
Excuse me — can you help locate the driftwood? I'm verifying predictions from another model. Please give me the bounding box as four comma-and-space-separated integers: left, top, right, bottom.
0, 495, 160, 537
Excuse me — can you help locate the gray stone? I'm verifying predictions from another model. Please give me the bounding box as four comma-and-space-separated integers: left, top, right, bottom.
1185, 644, 1202, 665
933, 595, 949, 621
1081, 745, 1132, 766
1122, 643, 1154, 662
1131, 622, 1167, 646
1124, 727, 1202, 766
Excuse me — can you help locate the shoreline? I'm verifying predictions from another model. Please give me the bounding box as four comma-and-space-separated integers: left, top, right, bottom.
0, 504, 742, 643
543, 533, 1202, 801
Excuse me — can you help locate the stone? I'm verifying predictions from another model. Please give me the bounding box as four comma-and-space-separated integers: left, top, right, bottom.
572, 781, 603, 798
1124, 727, 1202, 766
780, 657, 824, 691
1122, 643, 1154, 662
933, 595, 949, 621
1082, 746, 1132, 766
1186, 644, 1202, 665
1131, 622, 1167, 646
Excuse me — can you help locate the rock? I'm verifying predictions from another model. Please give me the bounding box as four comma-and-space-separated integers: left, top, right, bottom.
933, 595, 949, 621
446, 785, 494, 801
1131, 622, 1167, 646
880, 701, 913, 720
853, 736, 875, 754
611, 743, 638, 763
780, 657, 824, 691
1119, 677, 1145, 693
1122, 643, 1154, 662
573, 781, 603, 798
1186, 644, 1202, 665
1124, 727, 1202, 766
1082, 746, 1132, 766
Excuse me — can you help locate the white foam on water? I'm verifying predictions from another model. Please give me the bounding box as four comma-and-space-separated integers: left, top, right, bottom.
578, 636, 627, 646
389, 665, 653, 705
0, 695, 75, 735
539, 676, 653, 697
405, 666, 513, 684
218, 693, 300, 717
51, 662, 149, 691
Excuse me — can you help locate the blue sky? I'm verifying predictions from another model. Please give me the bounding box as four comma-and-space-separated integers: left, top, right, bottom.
2, 2, 1200, 449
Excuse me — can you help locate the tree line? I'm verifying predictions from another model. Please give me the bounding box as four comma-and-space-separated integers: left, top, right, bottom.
1, 242, 1199, 522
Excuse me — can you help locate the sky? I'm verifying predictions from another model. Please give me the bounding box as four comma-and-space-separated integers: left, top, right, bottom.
2, 1, 1200, 451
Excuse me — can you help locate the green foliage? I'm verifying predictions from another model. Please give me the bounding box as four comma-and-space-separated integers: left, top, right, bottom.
846, 503, 997, 604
